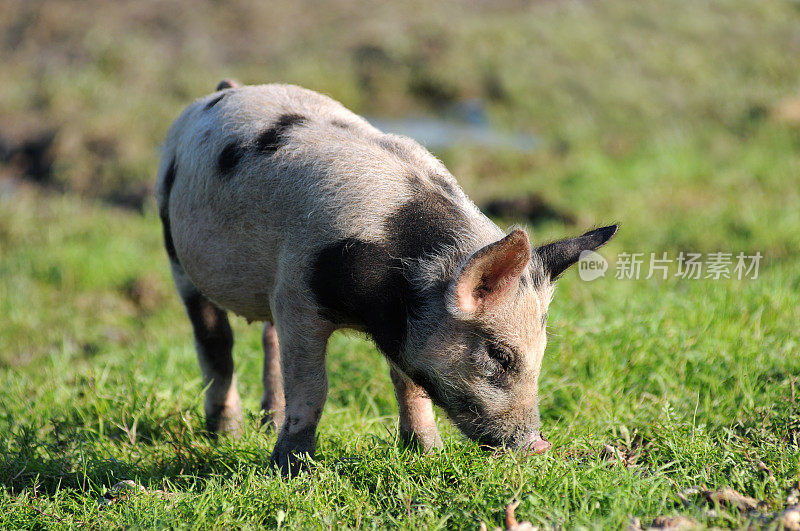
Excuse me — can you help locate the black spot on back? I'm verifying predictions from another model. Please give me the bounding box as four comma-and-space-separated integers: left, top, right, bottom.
331, 119, 351, 129
376, 135, 412, 162
429, 172, 460, 199
159, 159, 179, 262
204, 94, 225, 110
256, 113, 307, 155
405, 172, 423, 188
386, 191, 470, 260
218, 142, 243, 176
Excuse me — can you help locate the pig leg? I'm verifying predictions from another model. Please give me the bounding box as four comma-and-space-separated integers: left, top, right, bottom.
261, 322, 285, 429
269, 290, 333, 476
390, 367, 443, 451
171, 262, 242, 435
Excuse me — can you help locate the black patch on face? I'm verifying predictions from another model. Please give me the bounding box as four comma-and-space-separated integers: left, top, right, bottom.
204, 94, 225, 110
331, 119, 351, 129
218, 142, 243, 176
460, 329, 520, 392
159, 159, 179, 262
484, 339, 522, 390
256, 113, 307, 155
309, 190, 471, 364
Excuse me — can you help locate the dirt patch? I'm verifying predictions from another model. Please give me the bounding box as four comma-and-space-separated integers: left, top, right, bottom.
122, 274, 166, 314
481, 193, 575, 226
772, 94, 800, 125
0, 126, 153, 212
104, 185, 152, 213
0, 128, 58, 185
646, 515, 699, 530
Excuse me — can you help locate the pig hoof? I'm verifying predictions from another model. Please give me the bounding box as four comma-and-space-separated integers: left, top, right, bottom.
270, 449, 312, 477
206, 405, 244, 437
271, 426, 317, 477
399, 426, 443, 452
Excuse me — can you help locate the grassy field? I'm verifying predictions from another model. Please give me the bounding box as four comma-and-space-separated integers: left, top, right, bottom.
1, 0, 800, 528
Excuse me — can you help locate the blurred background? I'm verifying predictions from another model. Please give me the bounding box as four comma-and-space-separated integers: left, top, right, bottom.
3, 0, 800, 415
3, 0, 799, 245
1, 2, 799, 525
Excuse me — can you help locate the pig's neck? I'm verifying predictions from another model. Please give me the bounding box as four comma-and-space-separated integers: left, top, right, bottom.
403, 210, 505, 293
339, 189, 504, 364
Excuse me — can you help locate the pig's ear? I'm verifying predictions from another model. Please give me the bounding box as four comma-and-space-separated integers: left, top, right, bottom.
535, 224, 618, 281
448, 229, 531, 316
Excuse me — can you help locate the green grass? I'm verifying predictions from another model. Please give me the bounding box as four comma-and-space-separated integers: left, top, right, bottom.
2, 0, 800, 528
1, 174, 798, 528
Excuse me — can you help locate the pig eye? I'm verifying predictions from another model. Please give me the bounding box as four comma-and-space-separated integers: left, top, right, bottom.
486, 343, 513, 371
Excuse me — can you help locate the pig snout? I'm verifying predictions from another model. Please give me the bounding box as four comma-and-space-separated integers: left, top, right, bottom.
522, 432, 552, 455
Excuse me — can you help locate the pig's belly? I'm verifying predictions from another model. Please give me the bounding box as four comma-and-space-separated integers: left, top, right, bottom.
171, 209, 282, 322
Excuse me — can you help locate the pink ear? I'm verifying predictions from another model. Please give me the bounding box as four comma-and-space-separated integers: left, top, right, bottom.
451, 229, 531, 315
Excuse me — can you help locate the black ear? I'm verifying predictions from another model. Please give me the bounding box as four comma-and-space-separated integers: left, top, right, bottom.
535, 224, 618, 280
